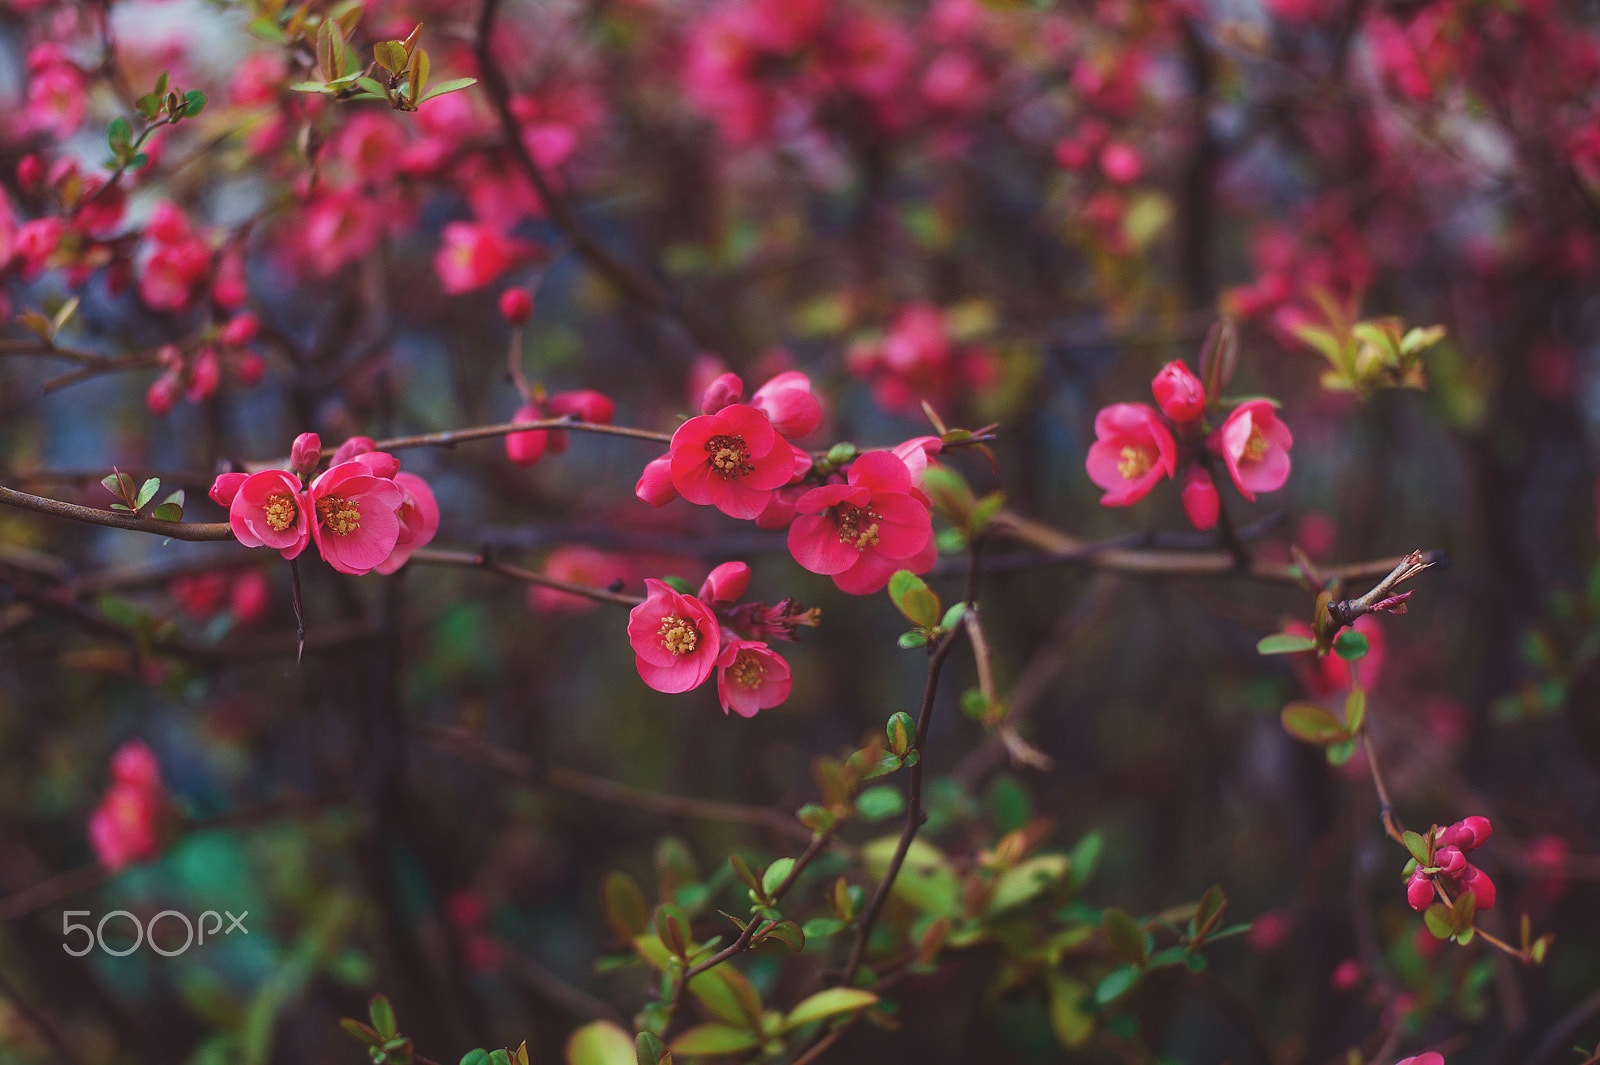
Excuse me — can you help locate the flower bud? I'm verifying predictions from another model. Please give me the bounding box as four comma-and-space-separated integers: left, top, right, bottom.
185, 348, 220, 403
220, 313, 259, 348
228, 570, 271, 626
111, 740, 162, 791
290, 432, 322, 477
698, 561, 751, 605
1459, 864, 1496, 909
1152, 360, 1206, 423
548, 389, 616, 425
499, 287, 533, 325
1434, 845, 1466, 877
636, 455, 677, 507
233, 350, 266, 387
146, 200, 192, 246
351, 451, 400, 479
1406, 870, 1435, 911
505, 404, 548, 466
16, 154, 43, 192
751, 371, 821, 438
699, 372, 744, 415
1180, 465, 1219, 530
208, 471, 248, 506
1438, 815, 1492, 852
145, 372, 181, 417
330, 436, 377, 465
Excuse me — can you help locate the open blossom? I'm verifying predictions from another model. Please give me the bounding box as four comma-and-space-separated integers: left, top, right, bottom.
669, 403, 796, 520
375, 472, 440, 574
627, 579, 722, 693
716, 639, 793, 717
1406, 816, 1496, 912
88, 741, 165, 871
435, 221, 516, 294
309, 459, 406, 575
1085, 403, 1177, 506
1212, 400, 1294, 501
228, 469, 311, 560
789, 451, 935, 595
530, 546, 630, 613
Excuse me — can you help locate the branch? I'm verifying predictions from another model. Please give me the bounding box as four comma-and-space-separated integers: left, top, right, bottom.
374, 417, 672, 452
0, 485, 232, 541
473, 0, 726, 353
408, 548, 643, 606
1324, 549, 1441, 628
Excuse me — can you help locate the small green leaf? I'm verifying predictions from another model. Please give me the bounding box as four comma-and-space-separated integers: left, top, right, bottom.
1423, 903, 1454, 940
340, 1018, 383, 1046
289, 81, 336, 94
758, 920, 804, 953
1325, 737, 1357, 766
779, 988, 878, 1033
654, 904, 688, 958
1047, 975, 1094, 1048
661, 575, 694, 595
135, 477, 161, 510
1257, 632, 1318, 655
635, 1031, 671, 1065
368, 994, 397, 1040
1189, 885, 1226, 943
1344, 688, 1366, 733
796, 804, 836, 834
107, 117, 132, 152
181, 90, 207, 117
897, 631, 928, 649
801, 917, 846, 939
603, 872, 649, 940
761, 859, 795, 898
374, 40, 408, 73
458, 1051, 491, 1065
854, 785, 905, 822
888, 570, 941, 629
136, 93, 162, 119
566, 1021, 636, 1065
1334, 629, 1370, 661
407, 47, 430, 105
669, 1025, 759, 1056
247, 16, 287, 41
1094, 965, 1140, 1006
418, 76, 477, 103
938, 602, 967, 630
885, 712, 913, 756
1102, 909, 1148, 967
960, 688, 990, 719
128, 153, 150, 171
1402, 831, 1432, 866
1280, 702, 1347, 745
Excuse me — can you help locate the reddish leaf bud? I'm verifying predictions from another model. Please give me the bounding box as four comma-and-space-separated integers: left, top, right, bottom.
1180, 464, 1219, 530
1152, 360, 1206, 423
498, 287, 533, 325
699, 371, 744, 415
636, 455, 677, 507
504, 404, 548, 466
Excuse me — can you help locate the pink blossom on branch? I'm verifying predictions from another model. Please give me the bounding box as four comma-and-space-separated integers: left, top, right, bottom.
1084, 403, 1177, 506
669, 403, 796, 519
716, 639, 793, 717
227, 469, 311, 560
751, 370, 822, 439
1211, 400, 1294, 501
88, 741, 165, 871
435, 222, 519, 294
789, 451, 935, 595
627, 579, 722, 693
375, 472, 441, 574
308, 460, 406, 576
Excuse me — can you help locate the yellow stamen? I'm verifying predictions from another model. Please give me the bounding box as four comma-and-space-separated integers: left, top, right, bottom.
658, 615, 700, 656
1243, 426, 1269, 462
1117, 444, 1155, 480
730, 652, 766, 690
705, 434, 754, 478
263, 492, 298, 532
316, 494, 361, 536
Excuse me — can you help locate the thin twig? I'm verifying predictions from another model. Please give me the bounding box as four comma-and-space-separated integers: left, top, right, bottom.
408, 548, 643, 606
374, 417, 672, 452
0, 485, 233, 541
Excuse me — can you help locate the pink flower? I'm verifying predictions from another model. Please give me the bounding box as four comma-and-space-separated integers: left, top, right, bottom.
669, 404, 797, 520
699, 561, 751, 604
230, 470, 311, 560
1180, 465, 1219, 530
700, 372, 745, 415
309, 460, 405, 575
548, 389, 616, 425
499, 287, 533, 324
110, 740, 162, 792
529, 546, 630, 613
637, 455, 678, 506
789, 451, 935, 595
1395, 1055, 1445, 1065
1151, 361, 1205, 423
1084, 403, 1177, 506
627, 579, 722, 693
375, 472, 440, 574
209, 472, 247, 507
88, 741, 165, 871
751, 371, 822, 438
229, 571, 272, 625
716, 640, 793, 717
291, 432, 322, 477
505, 404, 549, 467
436, 222, 516, 294
1406, 816, 1496, 912
1100, 142, 1144, 184
1212, 400, 1293, 501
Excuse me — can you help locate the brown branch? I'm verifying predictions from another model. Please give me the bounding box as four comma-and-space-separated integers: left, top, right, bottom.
473, 0, 725, 353
0, 485, 233, 541
1325, 549, 1441, 628
408, 548, 643, 606
375, 417, 672, 452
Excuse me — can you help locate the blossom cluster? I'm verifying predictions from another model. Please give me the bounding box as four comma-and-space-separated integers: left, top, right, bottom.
88, 741, 166, 871
1085, 359, 1293, 528
1404, 816, 1496, 912
209, 433, 438, 576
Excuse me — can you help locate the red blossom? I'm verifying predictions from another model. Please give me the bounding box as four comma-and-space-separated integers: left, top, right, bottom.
789, 451, 934, 595
309, 460, 406, 576
716, 639, 793, 717
1211, 400, 1294, 501
1084, 403, 1177, 506
669, 404, 796, 519
627, 579, 722, 693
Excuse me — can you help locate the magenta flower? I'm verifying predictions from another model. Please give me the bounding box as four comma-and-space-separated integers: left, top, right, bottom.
1084, 403, 1177, 506
1212, 400, 1293, 501
375, 472, 440, 574
309, 460, 406, 575
627, 579, 722, 693
789, 451, 934, 595
716, 639, 793, 717
669, 403, 797, 519
1179, 465, 1219, 530
435, 221, 517, 294
751, 370, 822, 439
636, 455, 678, 507
1405, 816, 1496, 912
229, 469, 311, 560
88, 741, 165, 872
1151, 360, 1206, 423
699, 561, 752, 605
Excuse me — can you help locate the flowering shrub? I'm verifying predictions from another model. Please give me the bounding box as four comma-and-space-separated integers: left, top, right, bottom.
0, 1, 1594, 1063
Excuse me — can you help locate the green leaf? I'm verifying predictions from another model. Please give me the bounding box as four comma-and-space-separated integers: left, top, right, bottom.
1102, 909, 1148, 966
1067, 831, 1103, 892
101, 473, 125, 498
181, 90, 207, 118
566, 1021, 637, 1065
888, 570, 941, 629
356, 76, 390, 98
761, 858, 795, 898
1257, 632, 1317, 655
687, 966, 763, 1032
418, 76, 478, 103
779, 988, 878, 1033
316, 18, 348, 83
938, 603, 968, 630
1344, 688, 1366, 733
1147, 946, 1189, 969
340, 1018, 383, 1046
407, 47, 431, 105
854, 785, 904, 822
1189, 885, 1226, 943
661, 575, 694, 595
986, 854, 1068, 915
885, 712, 913, 756
796, 804, 835, 834
1325, 737, 1357, 766
654, 904, 688, 958
1402, 830, 1432, 865
1423, 903, 1454, 940
861, 835, 958, 916
128, 153, 149, 171
367, 994, 397, 1039
897, 630, 928, 649
136, 93, 162, 119
604, 872, 649, 940
1047, 975, 1094, 1048
1334, 629, 1369, 660
459, 1052, 491, 1065
635, 1031, 672, 1065
491, 1052, 512, 1065
668, 1025, 759, 1057
758, 920, 804, 953
289, 81, 336, 94
1280, 703, 1347, 745
1094, 965, 1141, 1006
107, 117, 132, 152
135, 477, 161, 510
374, 40, 408, 73
801, 917, 846, 939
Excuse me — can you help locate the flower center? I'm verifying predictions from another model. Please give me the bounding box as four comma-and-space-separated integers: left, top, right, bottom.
835, 503, 881, 549
1242, 426, 1269, 462
264, 492, 299, 532
658, 615, 700, 656
1117, 444, 1155, 480
729, 652, 766, 690
315, 494, 361, 536
706, 434, 754, 479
